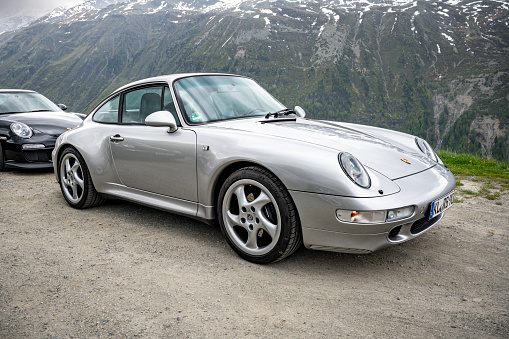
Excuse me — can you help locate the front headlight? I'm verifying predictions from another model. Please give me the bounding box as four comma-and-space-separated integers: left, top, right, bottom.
339, 152, 371, 188
10, 122, 33, 139
415, 137, 438, 162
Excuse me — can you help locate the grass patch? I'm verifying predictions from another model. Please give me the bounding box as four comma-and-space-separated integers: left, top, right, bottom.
438, 151, 509, 180
439, 151, 508, 202
486, 193, 501, 200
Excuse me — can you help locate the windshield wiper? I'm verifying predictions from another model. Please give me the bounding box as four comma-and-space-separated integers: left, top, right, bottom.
265, 108, 295, 119
29, 109, 53, 112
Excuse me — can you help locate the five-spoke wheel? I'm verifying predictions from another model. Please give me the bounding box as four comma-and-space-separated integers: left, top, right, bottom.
58, 147, 104, 209
218, 167, 302, 264
60, 152, 85, 204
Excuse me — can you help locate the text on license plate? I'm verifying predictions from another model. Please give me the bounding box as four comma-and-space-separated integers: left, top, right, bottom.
429, 191, 454, 219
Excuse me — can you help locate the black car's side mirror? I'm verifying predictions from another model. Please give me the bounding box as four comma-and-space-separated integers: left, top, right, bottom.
57, 104, 67, 111
145, 111, 178, 133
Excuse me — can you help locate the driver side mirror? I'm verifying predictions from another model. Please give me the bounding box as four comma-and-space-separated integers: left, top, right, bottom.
57, 104, 67, 111
145, 111, 178, 133
294, 106, 306, 118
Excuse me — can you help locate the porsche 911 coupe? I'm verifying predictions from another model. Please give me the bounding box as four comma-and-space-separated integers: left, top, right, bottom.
0, 89, 84, 170
52, 73, 455, 264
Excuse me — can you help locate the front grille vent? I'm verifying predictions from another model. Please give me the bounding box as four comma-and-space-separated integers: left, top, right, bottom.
410, 215, 441, 235
23, 150, 51, 162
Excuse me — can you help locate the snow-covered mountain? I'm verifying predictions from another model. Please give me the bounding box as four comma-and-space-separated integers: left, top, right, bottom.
29, 0, 509, 26
4, 0, 508, 36
0, 0, 132, 35
0, 7, 53, 36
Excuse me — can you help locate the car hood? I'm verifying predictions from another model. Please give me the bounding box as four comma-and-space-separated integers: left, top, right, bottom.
221, 118, 436, 180
1, 111, 83, 136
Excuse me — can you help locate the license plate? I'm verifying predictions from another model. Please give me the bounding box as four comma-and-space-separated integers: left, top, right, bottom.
429, 191, 454, 219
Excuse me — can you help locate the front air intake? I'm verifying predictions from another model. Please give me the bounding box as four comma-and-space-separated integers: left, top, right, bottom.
410, 215, 441, 235
388, 226, 402, 241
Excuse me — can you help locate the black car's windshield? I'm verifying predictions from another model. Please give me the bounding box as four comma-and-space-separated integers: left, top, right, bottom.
0, 92, 60, 114
174, 75, 285, 123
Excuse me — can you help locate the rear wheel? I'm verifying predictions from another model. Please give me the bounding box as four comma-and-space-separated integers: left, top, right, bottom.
58, 147, 104, 208
218, 167, 302, 264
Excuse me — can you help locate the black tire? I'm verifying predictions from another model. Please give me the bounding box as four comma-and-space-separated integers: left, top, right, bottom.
217, 166, 302, 264
58, 147, 105, 209
0, 142, 5, 172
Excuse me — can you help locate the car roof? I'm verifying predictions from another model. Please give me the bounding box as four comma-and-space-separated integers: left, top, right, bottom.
0, 89, 37, 93
114, 73, 241, 93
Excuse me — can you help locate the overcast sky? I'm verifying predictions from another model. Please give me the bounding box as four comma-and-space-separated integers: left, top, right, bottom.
0, 0, 85, 15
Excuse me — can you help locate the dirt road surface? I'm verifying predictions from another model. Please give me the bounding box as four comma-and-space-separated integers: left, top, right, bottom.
0, 169, 507, 338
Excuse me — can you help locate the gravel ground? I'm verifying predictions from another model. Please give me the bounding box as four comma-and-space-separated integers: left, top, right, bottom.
0, 169, 508, 338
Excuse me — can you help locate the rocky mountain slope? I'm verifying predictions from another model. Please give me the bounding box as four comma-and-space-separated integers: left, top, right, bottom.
0, 0, 507, 160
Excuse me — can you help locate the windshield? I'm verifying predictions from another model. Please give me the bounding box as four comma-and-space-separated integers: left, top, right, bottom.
0, 92, 61, 114
174, 75, 285, 123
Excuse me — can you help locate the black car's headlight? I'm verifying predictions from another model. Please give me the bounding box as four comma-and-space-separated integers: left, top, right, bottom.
415, 137, 438, 162
339, 152, 371, 188
10, 122, 33, 138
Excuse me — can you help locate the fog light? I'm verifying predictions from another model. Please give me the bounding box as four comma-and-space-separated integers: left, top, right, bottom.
22, 144, 45, 149
336, 209, 386, 224
386, 206, 415, 222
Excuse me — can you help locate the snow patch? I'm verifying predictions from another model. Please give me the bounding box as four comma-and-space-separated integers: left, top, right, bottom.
318, 24, 325, 38
147, 1, 167, 14
441, 32, 455, 45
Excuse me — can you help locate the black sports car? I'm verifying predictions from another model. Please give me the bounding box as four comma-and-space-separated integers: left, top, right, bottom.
0, 89, 85, 170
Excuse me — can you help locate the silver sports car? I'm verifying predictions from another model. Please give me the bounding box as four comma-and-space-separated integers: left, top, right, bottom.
52, 73, 455, 264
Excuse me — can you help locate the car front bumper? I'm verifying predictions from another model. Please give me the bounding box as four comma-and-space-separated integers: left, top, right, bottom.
290, 164, 456, 253
3, 139, 54, 169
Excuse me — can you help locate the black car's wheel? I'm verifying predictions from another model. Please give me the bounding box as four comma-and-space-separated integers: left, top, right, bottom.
0, 142, 5, 171
218, 166, 302, 264
58, 147, 104, 209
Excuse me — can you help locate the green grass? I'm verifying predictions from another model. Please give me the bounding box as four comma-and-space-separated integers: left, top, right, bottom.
438, 151, 509, 180
438, 151, 508, 203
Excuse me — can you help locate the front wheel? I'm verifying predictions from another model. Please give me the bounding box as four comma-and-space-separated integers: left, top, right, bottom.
217, 167, 302, 264
58, 147, 105, 209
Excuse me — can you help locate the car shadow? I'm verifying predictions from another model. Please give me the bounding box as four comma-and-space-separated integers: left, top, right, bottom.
69, 197, 433, 276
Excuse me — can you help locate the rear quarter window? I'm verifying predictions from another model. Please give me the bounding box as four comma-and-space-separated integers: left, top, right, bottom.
93, 96, 119, 123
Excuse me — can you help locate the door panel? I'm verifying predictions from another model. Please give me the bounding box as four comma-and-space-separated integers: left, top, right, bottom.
109, 125, 197, 202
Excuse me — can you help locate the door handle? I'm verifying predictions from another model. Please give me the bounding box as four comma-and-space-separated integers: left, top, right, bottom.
110, 134, 124, 142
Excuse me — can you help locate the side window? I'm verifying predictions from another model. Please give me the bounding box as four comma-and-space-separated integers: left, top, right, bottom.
122, 87, 163, 124
163, 86, 181, 126
93, 96, 119, 123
